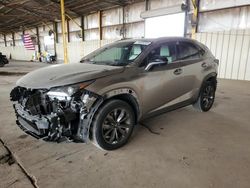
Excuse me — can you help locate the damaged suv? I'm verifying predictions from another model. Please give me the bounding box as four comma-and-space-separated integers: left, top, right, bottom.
10, 37, 218, 150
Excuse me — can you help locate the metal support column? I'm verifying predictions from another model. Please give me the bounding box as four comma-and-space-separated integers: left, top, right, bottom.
67, 19, 70, 43
98, 11, 102, 47
184, 0, 189, 37
81, 16, 85, 41
3, 34, 7, 47
191, 0, 200, 39
60, 0, 68, 64
36, 27, 42, 62
12, 32, 15, 47
98, 10, 102, 41
122, 6, 125, 39
53, 23, 58, 57
145, 0, 149, 11
66, 13, 84, 42
54, 22, 59, 43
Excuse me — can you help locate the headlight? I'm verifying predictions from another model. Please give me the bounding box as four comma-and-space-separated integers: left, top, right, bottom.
47, 80, 94, 101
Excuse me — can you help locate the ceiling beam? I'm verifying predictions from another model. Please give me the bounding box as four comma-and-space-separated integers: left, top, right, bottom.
36, 0, 79, 17
102, 0, 124, 6
0, 1, 55, 21
0, 0, 143, 33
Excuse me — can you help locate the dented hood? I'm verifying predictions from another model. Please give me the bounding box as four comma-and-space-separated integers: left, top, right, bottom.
16, 63, 124, 89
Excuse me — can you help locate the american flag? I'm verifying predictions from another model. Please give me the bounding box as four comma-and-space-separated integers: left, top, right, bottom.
22, 34, 35, 50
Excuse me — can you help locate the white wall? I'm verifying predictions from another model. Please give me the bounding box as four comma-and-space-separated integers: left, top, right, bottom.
196, 3, 250, 81
0, 46, 36, 61
195, 29, 250, 81
56, 39, 117, 63
0, 39, 117, 63
198, 6, 250, 32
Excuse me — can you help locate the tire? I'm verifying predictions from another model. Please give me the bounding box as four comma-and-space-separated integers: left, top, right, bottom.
193, 81, 216, 112
0, 62, 4, 67
92, 99, 135, 150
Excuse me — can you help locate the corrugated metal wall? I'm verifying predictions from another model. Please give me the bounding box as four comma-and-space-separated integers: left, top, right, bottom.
0, 46, 35, 60
195, 29, 250, 81
56, 39, 117, 63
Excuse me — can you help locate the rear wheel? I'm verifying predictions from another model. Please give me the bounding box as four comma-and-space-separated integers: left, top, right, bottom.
92, 100, 135, 150
193, 81, 215, 112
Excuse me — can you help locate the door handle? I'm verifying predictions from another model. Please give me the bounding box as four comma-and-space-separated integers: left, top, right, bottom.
173, 68, 182, 75
201, 62, 209, 68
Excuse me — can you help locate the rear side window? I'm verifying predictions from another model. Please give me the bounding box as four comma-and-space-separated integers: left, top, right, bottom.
177, 42, 201, 60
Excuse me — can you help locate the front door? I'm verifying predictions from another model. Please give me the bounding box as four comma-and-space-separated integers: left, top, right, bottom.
138, 41, 191, 115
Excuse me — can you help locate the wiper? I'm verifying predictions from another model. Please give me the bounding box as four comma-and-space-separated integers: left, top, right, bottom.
80, 59, 89, 63
80, 59, 96, 64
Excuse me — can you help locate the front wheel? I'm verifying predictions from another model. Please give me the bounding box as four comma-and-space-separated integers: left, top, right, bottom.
193, 81, 216, 112
92, 100, 135, 150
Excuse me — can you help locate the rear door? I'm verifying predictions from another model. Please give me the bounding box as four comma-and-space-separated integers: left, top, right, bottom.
175, 41, 205, 102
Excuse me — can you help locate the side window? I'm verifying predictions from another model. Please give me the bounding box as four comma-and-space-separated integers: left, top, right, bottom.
159, 44, 177, 63
129, 45, 142, 60
144, 43, 177, 66
177, 42, 201, 60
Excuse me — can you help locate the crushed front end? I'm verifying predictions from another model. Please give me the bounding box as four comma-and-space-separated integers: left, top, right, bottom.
10, 83, 101, 142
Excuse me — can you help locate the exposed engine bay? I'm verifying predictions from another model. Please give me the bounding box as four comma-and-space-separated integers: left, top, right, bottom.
10, 86, 102, 142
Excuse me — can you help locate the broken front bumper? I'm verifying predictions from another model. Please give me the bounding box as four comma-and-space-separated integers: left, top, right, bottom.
12, 89, 103, 143
10, 85, 103, 142
14, 103, 57, 139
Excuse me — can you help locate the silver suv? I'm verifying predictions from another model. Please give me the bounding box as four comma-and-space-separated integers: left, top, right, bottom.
10, 37, 218, 150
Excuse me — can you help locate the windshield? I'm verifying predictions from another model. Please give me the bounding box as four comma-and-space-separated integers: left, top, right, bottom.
80, 41, 151, 66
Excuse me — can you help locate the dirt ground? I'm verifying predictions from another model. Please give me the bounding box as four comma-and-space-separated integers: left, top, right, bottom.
0, 61, 250, 188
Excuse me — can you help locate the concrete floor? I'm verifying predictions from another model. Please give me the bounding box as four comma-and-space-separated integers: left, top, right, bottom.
1, 61, 250, 188
0, 60, 50, 75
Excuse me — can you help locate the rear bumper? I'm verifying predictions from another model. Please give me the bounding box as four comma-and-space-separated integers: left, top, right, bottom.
14, 103, 56, 139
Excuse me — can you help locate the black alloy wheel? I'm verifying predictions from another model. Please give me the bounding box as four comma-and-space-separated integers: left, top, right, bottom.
201, 84, 215, 111
92, 100, 135, 150
193, 81, 216, 112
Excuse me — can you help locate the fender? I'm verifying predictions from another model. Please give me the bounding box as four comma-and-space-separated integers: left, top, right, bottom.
77, 88, 141, 142
201, 72, 217, 89
194, 72, 217, 102
103, 88, 141, 121
104, 88, 139, 101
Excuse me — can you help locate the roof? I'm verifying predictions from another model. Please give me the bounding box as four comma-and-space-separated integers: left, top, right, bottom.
0, 0, 143, 33
115, 37, 197, 44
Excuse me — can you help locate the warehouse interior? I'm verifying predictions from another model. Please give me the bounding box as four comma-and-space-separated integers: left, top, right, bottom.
1, 0, 249, 80
0, 0, 250, 187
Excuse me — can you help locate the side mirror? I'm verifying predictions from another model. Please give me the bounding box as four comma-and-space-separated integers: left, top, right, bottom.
145, 59, 167, 71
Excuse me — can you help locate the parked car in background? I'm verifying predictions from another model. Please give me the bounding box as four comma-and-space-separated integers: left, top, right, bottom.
0, 52, 9, 67
10, 37, 219, 150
